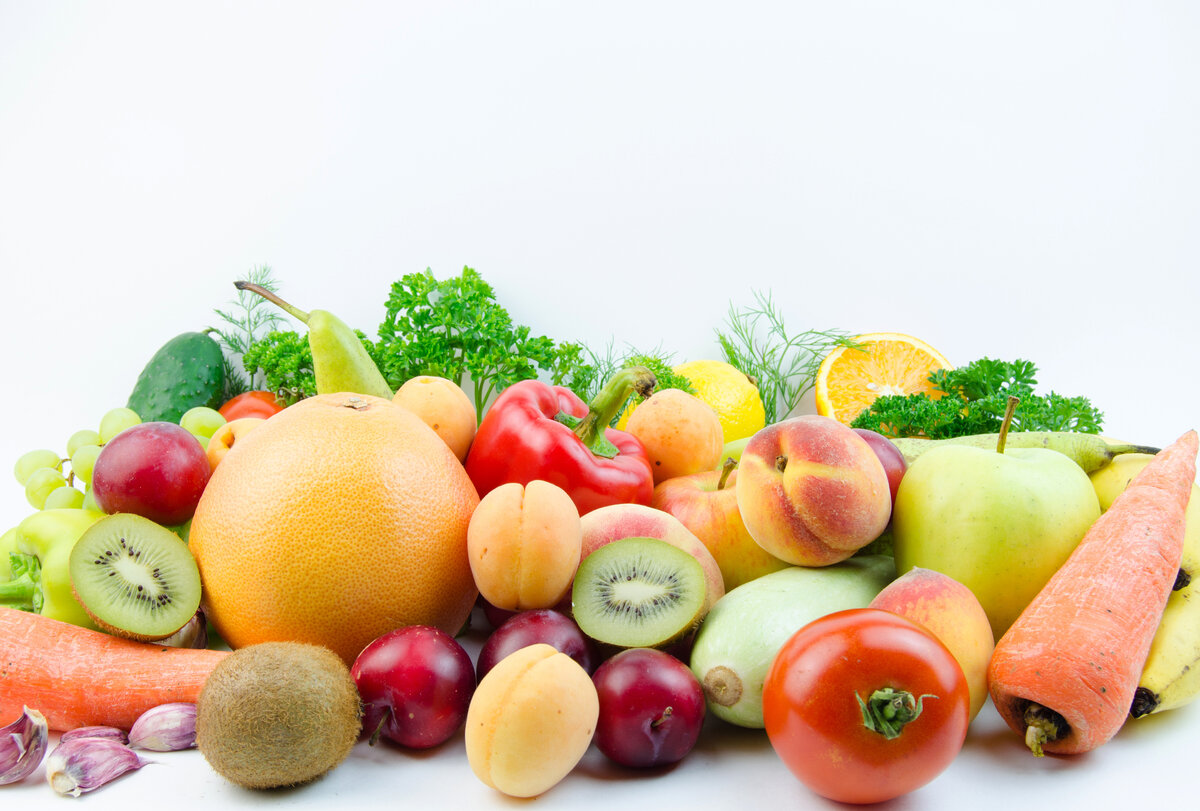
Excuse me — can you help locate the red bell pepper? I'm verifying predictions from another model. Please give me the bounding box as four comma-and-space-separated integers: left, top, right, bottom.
464, 367, 657, 515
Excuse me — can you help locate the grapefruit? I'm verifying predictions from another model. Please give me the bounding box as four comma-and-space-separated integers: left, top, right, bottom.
189, 393, 480, 665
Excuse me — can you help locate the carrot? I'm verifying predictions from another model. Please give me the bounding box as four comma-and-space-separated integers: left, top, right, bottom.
0, 605, 229, 732
987, 429, 1197, 756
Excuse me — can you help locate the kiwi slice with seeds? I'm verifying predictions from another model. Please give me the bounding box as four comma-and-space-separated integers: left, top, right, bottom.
69, 512, 203, 641
572, 536, 708, 649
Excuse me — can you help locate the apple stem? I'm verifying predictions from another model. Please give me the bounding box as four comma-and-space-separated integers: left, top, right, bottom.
367, 706, 391, 747
996, 395, 1020, 453
717, 457, 737, 490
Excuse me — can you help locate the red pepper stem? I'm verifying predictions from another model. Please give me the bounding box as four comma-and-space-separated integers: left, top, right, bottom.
572, 366, 657, 450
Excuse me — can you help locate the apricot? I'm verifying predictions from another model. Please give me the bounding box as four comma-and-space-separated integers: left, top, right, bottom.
467, 480, 582, 611
465, 643, 598, 798
735, 415, 891, 566
392, 376, 476, 462
869, 567, 995, 721
205, 418, 265, 472
625, 389, 723, 484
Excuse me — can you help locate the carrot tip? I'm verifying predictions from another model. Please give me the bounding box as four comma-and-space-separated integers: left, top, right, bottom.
1025, 724, 1047, 757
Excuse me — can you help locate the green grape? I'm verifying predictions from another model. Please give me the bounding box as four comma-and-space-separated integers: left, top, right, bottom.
69, 444, 103, 486
81, 486, 99, 512
25, 467, 68, 509
14, 449, 63, 485
43, 485, 85, 510
66, 429, 102, 457
180, 406, 226, 441
98, 407, 141, 444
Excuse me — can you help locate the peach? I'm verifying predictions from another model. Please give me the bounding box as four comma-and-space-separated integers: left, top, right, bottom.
205, 417, 265, 472
734, 415, 891, 567
869, 567, 995, 721
465, 643, 598, 798
579, 503, 725, 610
393, 375, 476, 462
651, 463, 789, 591
467, 480, 582, 611
625, 389, 724, 484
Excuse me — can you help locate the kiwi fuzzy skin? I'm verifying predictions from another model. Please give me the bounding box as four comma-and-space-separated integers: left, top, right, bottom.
195, 641, 362, 789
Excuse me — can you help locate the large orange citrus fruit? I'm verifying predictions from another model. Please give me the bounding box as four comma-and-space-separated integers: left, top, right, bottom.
189, 393, 480, 665
814, 333, 952, 426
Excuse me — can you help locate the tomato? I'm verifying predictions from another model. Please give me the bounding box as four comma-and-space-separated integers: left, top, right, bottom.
762, 608, 969, 805
218, 390, 285, 420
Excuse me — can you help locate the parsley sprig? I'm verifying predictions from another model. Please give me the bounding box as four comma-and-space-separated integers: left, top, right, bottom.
850, 357, 1104, 438
375, 267, 572, 417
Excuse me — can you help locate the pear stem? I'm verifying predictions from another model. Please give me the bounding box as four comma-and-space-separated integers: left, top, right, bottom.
234, 281, 311, 325
996, 395, 1020, 454
717, 457, 737, 490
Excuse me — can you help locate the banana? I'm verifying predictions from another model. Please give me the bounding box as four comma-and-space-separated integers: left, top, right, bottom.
890, 432, 1159, 474
1131, 583, 1200, 717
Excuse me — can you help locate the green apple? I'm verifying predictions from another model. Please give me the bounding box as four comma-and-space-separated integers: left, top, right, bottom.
892, 445, 1100, 640
716, 436, 751, 468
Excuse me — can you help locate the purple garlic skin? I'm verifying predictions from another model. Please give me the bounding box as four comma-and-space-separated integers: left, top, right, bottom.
60, 726, 129, 745
157, 611, 208, 649
129, 703, 197, 752
45, 737, 146, 797
1, 706, 49, 785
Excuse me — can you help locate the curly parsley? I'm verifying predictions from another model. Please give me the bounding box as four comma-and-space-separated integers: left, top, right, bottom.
850, 357, 1104, 438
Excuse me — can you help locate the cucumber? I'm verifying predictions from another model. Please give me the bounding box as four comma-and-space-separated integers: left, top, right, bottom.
127, 331, 226, 423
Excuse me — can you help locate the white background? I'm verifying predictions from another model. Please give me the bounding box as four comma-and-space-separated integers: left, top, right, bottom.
2, 2, 1198, 808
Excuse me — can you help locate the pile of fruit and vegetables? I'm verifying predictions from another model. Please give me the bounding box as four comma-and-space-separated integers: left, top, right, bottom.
2, 266, 1197, 804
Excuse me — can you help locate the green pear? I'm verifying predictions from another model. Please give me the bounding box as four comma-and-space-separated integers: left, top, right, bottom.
892, 444, 1100, 640
235, 282, 392, 399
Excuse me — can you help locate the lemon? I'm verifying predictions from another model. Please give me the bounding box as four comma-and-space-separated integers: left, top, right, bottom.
624, 359, 766, 445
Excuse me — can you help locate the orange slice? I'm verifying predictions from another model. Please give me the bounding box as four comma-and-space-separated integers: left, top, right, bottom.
814, 332, 952, 425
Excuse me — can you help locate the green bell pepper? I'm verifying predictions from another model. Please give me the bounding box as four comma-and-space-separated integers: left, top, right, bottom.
0, 508, 105, 628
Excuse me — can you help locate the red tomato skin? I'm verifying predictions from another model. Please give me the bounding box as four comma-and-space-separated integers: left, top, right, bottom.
218, 390, 285, 420
762, 608, 969, 805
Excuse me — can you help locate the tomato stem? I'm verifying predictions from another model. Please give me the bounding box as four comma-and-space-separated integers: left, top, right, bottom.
856, 687, 935, 740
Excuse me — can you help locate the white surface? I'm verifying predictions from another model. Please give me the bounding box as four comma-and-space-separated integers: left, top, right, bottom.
1, 2, 1198, 808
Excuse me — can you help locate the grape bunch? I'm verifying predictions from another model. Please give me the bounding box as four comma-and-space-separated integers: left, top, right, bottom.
11, 406, 227, 514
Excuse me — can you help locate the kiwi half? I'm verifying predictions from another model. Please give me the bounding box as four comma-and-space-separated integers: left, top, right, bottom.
68, 512, 203, 641
572, 536, 708, 649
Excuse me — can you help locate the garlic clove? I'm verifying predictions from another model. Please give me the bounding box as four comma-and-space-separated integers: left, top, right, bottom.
128, 703, 197, 752
60, 726, 129, 745
0, 706, 49, 786
44, 737, 146, 797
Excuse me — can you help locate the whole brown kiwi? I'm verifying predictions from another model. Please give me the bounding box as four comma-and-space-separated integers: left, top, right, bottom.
195, 641, 362, 789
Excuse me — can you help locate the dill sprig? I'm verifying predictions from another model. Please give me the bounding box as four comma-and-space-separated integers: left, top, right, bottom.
716, 290, 858, 423
211, 266, 289, 396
